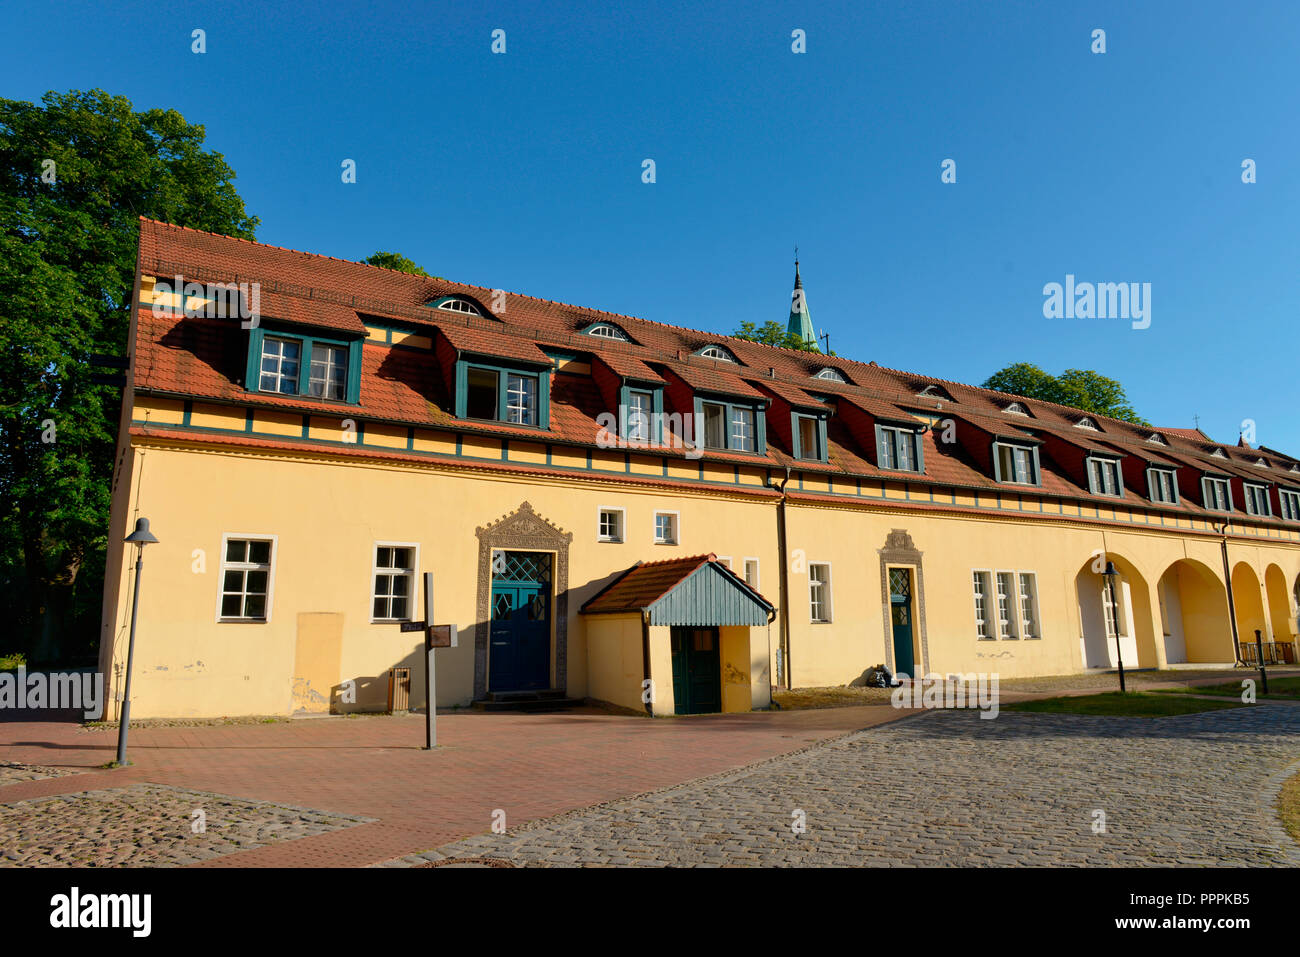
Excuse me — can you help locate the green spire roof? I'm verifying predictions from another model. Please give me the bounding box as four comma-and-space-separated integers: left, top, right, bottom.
787, 258, 819, 350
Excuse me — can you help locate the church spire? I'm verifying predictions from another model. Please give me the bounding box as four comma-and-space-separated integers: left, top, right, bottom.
787, 250, 819, 350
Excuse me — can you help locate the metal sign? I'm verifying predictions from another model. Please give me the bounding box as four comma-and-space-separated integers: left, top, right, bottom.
428, 624, 457, 648
399, 621, 424, 633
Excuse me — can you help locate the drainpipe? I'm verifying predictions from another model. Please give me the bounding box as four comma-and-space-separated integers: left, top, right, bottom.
1216, 522, 1243, 664
770, 468, 792, 690
640, 610, 653, 715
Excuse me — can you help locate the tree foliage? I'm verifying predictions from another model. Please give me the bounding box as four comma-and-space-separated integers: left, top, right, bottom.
363, 250, 433, 278
982, 362, 1149, 425
0, 89, 258, 661
733, 320, 823, 353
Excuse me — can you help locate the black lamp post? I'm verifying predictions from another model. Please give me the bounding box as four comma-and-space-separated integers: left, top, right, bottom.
1103, 561, 1126, 693
115, 517, 159, 767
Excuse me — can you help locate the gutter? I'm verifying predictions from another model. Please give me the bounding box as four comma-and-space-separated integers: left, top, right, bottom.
771, 467, 792, 690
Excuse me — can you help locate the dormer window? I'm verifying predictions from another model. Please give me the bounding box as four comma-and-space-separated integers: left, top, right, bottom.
1254, 457, 1269, 468
1075, 417, 1101, 431
430, 296, 484, 317
1086, 455, 1123, 497
583, 322, 631, 342
245, 327, 361, 404
1147, 433, 1168, 445
1003, 402, 1030, 416
1244, 483, 1271, 517
696, 344, 739, 363
1202, 476, 1232, 512
993, 441, 1041, 486
813, 367, 847, 383
1209, 448, 1227, 458
915, 384, 953, 401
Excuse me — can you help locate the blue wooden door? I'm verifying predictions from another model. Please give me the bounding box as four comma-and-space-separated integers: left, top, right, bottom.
889, 568, 916, 678
489, 552, 551, 692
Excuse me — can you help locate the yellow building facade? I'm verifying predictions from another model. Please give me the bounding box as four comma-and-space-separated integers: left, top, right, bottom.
98, 221, 1300, 718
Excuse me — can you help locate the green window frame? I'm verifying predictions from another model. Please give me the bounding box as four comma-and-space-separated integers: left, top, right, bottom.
793, 412, 829, 462
618, 383, 664, 443
1147, 467, 1179, 505
992, 441, 1041, 486
1086, 455, 1124, 497
454, 358, 551, 428
1201, 475, 1232, 512
244, 326, 362, 404
1243, 482, 1271, 517
1280, 489, 1300, 522
692, 396, 766, 454
875, 424, 924, 473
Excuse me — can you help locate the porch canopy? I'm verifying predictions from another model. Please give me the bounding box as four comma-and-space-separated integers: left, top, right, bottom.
580, 554, 774, 626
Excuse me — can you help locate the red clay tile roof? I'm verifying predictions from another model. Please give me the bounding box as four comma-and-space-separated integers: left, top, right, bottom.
130, 218, 1300, 525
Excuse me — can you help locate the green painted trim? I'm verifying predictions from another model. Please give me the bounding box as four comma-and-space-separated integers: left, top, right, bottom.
456, 358, 550, 428
244, 409, 254, 433
182, 401, 193, 427
301, 415, 309, 439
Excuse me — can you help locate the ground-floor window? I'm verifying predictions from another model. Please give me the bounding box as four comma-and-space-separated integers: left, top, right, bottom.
372, 544, 417, 621
809, 562, 832, 622
1017, 572, 1041, 639
219, 537, 275, 621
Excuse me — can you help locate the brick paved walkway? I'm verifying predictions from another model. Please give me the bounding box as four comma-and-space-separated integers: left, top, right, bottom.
0, 705, 903, 866
424, 704, 1300, 867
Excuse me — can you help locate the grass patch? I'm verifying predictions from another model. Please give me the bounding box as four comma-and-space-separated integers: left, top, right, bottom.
1152, 676, 1300, 700
1004, 691, 1246, 717
1279, 771, 1300, 848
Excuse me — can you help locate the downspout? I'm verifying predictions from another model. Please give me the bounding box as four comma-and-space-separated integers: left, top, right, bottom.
640, 610, 653, 715
772, 467, 792, 690
1216, 521, 1243, 664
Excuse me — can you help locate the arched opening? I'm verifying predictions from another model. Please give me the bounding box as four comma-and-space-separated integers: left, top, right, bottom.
1074, 554, 1157, 669
1263, 565, 1296, 664
1156, 559, 1232, 664
1231, 562, 1268, 652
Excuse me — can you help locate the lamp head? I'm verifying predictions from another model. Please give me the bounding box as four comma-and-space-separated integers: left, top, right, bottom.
124, 518, 159, 546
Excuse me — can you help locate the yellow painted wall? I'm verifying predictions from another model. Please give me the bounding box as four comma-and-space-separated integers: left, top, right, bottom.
585, 613, 645, 713
101, 431, 1300, 718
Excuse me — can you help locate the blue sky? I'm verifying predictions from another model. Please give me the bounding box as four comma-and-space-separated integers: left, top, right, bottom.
5, 1, 1299, 450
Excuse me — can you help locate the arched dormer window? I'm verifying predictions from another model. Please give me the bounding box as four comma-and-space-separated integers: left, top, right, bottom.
813, 367, 848, 383
1210, 447, 1227, 458
695, 344, 739, 363
581, 321, 631, 342
1003, 402, 1030, 416
428, 296, 485, 317
1147, 432, 1168, 445
1075, 417, 1101, 431
915, 383, 954, 402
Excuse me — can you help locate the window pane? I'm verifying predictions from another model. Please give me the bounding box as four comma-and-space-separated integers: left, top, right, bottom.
391, 575, 408, 597
897, 431, 914, 470
245, 570, 268, 595
392, 547, 411, 569
506, 374, 537, 425
374, 596, 388, 619
799, 418, 818, 459
226, 540, 245, 562
223, 569, 243, 592
244, 594, 266, 619
879, 429, 895, 469
248, 541, 271, 565
732, 408, 754, 452
702, 403, 725, 449
391, 596, 408, 619
221, 594, 243, 617
466, 368, 498, 419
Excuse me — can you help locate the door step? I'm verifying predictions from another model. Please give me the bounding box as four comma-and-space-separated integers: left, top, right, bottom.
473, 690, 584, 712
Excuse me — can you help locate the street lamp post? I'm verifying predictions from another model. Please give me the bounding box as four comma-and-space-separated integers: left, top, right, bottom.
1103, 561, 1126, 693
115, 517, 159, 767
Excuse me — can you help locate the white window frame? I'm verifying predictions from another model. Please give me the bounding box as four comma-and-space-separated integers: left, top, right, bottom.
437, 298, 483, 316
743, 558, 760, 591
714, 555, 731, 570
808, 562, 833, 623
597, 506, 625, 543
972, 569, 995, 640
371, 541, 420, 623
653, 510, 679, 545
586, 322, 629, 341
308, 342, 347, 400
259, 336, 301, 395
215, 533, 279, 623
1016, 571, 1041, 640
994, 570, 1020, 640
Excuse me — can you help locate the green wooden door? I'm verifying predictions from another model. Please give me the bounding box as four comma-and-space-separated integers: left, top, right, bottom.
670, 627, 721, 714
889, 568, 916, 678
488, 551, 551, 692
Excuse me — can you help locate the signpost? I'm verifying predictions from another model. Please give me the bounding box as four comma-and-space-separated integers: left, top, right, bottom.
419, 573, 458, 750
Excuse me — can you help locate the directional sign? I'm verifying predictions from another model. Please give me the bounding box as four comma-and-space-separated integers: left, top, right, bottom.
400, 621, 424, 633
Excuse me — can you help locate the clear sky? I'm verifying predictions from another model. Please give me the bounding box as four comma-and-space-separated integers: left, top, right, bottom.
4, 1, 1298, 450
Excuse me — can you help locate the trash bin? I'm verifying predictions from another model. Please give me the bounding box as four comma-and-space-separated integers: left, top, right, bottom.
387, 667, 411, 713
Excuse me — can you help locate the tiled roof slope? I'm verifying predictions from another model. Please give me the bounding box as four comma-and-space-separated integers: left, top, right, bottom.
131, 219, 1300, 521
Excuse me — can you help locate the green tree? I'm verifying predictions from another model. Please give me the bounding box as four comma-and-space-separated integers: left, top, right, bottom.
982, 362, 1149, 425
0, 89, 258, 662
363, 250, 434, 278
734, 320, 822, 353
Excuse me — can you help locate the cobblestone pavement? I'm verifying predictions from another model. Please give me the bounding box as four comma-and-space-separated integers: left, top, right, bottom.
0, 783, 372, 866
417, 705, 1300, 867
0, 762, 82, 786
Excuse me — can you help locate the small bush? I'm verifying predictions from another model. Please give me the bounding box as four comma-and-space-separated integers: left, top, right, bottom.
0, 652, 26, 671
